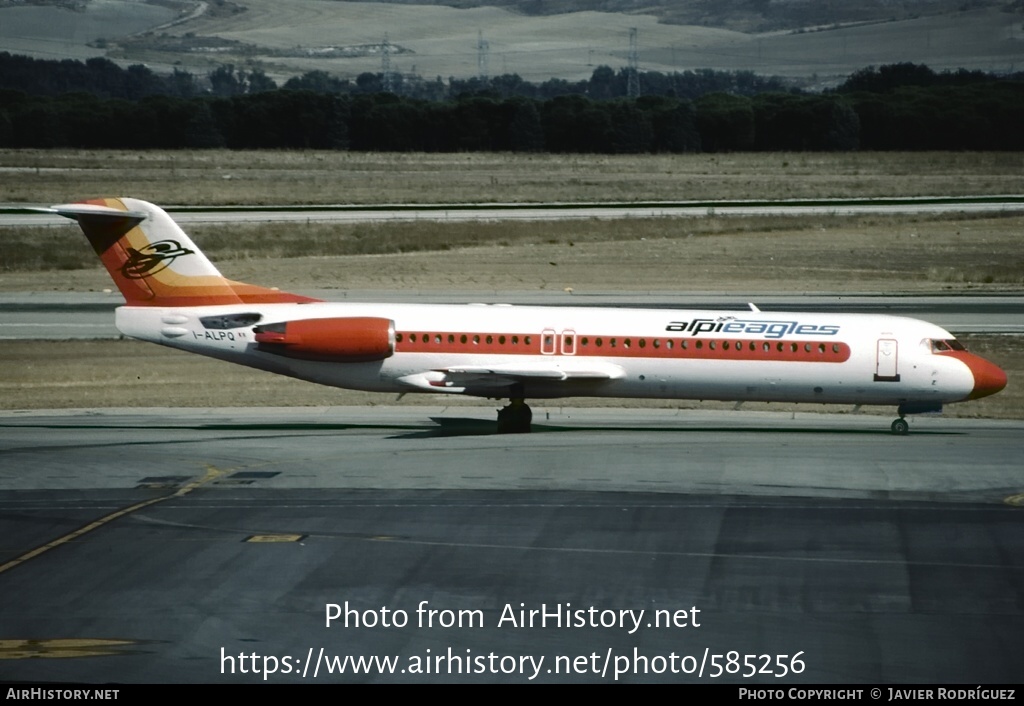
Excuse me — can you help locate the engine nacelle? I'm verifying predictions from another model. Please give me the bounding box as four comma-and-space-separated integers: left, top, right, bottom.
253, 316, 395, 362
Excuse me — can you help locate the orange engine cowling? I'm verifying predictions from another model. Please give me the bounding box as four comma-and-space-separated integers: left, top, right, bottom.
253, 317, 395, 362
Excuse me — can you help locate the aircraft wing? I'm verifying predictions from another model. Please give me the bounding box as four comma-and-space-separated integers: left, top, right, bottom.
396, 361, 624, 392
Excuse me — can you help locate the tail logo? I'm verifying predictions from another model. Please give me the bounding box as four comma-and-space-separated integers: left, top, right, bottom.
120, 240, 195, 279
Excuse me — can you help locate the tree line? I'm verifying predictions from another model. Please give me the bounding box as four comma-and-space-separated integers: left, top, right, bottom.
0, 52, 791, 101
0, 52, 1021, 152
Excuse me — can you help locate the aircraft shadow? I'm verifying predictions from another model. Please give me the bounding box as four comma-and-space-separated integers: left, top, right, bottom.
385, 416, 963, 439
1, 419, 962, 441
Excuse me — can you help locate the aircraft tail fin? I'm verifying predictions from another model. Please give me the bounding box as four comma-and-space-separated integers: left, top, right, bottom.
51, 198, 318, 307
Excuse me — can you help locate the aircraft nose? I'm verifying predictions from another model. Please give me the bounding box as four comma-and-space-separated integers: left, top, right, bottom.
963, 353, 1008, 400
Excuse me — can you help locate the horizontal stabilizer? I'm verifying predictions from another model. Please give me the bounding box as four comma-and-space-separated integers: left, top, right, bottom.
47, 203, 149, 223
42, 203, 150, 252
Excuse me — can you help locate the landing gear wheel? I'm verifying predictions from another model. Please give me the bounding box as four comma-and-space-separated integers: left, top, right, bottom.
890, 418, 909, 436
497, 398, 532, 434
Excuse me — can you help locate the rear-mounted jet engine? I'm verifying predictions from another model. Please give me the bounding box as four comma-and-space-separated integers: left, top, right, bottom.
254, 317, 395, 362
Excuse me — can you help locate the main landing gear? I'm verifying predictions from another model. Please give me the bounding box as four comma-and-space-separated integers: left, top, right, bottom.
497, 397, 533, 434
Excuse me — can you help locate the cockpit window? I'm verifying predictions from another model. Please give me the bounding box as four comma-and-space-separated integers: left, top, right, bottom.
927, 339, 967, 352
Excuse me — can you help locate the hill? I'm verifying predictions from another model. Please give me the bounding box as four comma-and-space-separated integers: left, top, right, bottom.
348, 0, 1015, 33
0, 0, 1020, 86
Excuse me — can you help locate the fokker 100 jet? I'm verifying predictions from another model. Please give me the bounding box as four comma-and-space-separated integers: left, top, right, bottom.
46, 197, 1006, 434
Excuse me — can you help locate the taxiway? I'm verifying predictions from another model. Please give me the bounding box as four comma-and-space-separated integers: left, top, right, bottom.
0, 407, 1021, 683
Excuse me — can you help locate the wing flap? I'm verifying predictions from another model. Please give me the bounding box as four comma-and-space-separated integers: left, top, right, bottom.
445, 361, 625, 381
396, 361, 624, 393
396, 371, 467, 393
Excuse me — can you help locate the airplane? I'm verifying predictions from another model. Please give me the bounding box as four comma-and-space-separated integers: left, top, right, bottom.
45, 197, 1006, 435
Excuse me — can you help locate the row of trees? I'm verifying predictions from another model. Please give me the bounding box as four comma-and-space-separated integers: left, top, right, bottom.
0, 53, 200, 99
1, 50, 1022, 152
4, 51, 1020, 103
3, 83, 1023, 152
0, 51, 793, 102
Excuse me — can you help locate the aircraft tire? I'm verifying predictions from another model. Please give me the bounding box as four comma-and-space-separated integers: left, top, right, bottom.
497, 401, 532, 434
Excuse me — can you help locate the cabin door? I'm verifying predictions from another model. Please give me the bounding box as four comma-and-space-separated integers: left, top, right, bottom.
874, 339, 900, 382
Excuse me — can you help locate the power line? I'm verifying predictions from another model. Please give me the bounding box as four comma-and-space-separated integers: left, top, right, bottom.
477, 30, 490, 81
627, 27, 640, 98
381, 33, 393, 93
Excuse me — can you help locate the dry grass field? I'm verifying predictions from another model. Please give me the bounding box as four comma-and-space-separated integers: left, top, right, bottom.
4, 150, 1023, 206
3, 150, 1023, 292
1, 150, 1020, 417
4, 212, 1024, 293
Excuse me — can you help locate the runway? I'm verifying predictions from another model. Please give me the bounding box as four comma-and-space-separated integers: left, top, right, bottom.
1, 407, 1021, 683
5, 196, 1024, 228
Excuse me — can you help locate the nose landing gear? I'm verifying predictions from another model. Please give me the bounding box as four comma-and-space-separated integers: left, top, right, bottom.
891, 402, 943, 435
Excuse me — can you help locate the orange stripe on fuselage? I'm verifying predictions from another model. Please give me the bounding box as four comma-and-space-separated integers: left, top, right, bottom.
395, 330, 851, 363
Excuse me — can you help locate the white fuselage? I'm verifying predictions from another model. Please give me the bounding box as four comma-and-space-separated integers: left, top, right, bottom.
114, 302, 979, 408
